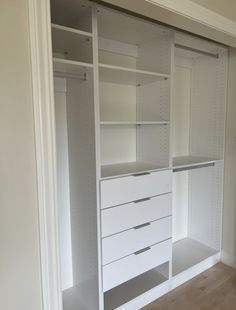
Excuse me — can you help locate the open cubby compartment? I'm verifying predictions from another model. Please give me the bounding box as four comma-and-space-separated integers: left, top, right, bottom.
51, 24, 93, 64
50, 0, 92, 33
104, 262, 169, 310
97, 6, 173, 75
100, 123, 170, 178
172, 161, 224, 276
172, 33, 228, 170
99, 75, 170, 123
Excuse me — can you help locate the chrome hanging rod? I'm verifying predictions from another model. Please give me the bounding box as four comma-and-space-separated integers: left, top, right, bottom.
173, 162, 215, 173
53, 71, 88, 81
175, 43, 219, 59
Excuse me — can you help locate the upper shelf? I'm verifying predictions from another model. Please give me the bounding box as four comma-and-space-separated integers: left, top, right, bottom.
99, 64, 170, 86
101, 161, 168, 179
173, 156, 218, 172
53, 58, 93, 78
51, 23, 92, 38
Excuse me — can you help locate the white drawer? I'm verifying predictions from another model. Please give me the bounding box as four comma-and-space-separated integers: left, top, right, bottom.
102, 216, 172, 265
101, 193, 172, 237
100, 169, 172, 209
102, 239, 172, 292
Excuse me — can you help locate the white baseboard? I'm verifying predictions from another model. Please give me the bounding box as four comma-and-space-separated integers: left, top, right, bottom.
221, 251, 236, 268
171, 252, 221, 290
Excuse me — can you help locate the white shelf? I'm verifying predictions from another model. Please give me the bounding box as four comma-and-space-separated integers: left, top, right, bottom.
173, 156, 218, 172
53, 58, 93, 78
51, 23, 92, 37
100, 121, 169, 126
104, 268, 168, 310
63, 286, 88, 310
99, 63, 170, 86
172, 238, 218, 276
101, 161, 168, 179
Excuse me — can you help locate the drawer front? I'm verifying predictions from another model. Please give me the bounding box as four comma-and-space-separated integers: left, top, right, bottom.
101, 193, 172, 237
102, 216, 172, 265
102, 239, 172, 292
100, 169, 172, 209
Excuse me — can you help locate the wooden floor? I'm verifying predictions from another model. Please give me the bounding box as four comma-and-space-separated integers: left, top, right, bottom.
143, 263, 236, 310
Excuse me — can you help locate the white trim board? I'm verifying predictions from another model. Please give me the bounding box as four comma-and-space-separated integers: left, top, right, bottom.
28, 0, 62, 309
100, 0, 236, 48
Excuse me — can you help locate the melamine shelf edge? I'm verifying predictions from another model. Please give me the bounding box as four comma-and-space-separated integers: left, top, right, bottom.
53, 57, 94, 68
51, 23, 93, 37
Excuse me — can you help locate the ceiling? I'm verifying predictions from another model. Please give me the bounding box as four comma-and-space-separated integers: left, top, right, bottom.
191, 0, 236, 22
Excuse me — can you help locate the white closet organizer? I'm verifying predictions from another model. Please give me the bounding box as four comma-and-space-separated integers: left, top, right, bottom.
51, 1, 228, 309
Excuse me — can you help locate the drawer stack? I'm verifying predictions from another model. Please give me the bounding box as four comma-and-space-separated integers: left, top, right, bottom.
100, 170, 173, 292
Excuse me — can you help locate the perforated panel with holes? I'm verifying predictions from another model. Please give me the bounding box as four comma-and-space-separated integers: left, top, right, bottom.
190, 49, 228, 159
188, 161, 224, 250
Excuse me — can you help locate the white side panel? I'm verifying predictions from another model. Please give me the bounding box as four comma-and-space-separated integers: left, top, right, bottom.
173, 172, 189, 242
190, 49, 228, 159
137, 79, 170, 122
100, 125, 136, 165
188, 161, 224, 250
100, 170, 172, 209
172, 66, 191, 157
137, 124, 170, 168
54, 78, 73, 290
137, 32, 173, 74
99, 82, 136, 121
66, 74, 100, 309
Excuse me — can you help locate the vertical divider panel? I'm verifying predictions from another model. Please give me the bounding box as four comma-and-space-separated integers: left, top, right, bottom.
188, 161, 224, 250
190, 49, 228, 159
92, 5, 104, 310
169, 36, 176, 279
64, 4, 102, 309
66, 73, 100, 309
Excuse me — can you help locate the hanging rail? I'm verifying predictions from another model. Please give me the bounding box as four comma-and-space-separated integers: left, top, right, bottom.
173, 162, 215, 173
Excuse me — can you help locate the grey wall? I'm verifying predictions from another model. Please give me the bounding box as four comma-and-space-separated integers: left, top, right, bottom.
222, 48, 236, 267
192, 0, 236, 22
0, 1, 42, 309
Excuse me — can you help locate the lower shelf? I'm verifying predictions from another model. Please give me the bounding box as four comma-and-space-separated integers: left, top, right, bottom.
172, 238, 218, 276
104, 263, 169, 310
101, 161, 167, 179
63, 286, 89, 310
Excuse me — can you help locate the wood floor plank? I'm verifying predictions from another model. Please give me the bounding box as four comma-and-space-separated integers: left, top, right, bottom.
142, 263, 236, 310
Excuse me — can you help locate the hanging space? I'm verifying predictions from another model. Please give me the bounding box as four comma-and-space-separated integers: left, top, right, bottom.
171, 32, 228, 279
50, 1, 101, 309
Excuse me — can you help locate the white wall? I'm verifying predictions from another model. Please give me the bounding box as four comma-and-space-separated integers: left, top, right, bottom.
221, 48, 236, 267
191, 0, 236, 22
0, 1, 42, 309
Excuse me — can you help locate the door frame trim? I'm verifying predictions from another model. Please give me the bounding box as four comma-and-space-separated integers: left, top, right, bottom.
27, 0, 235, 309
